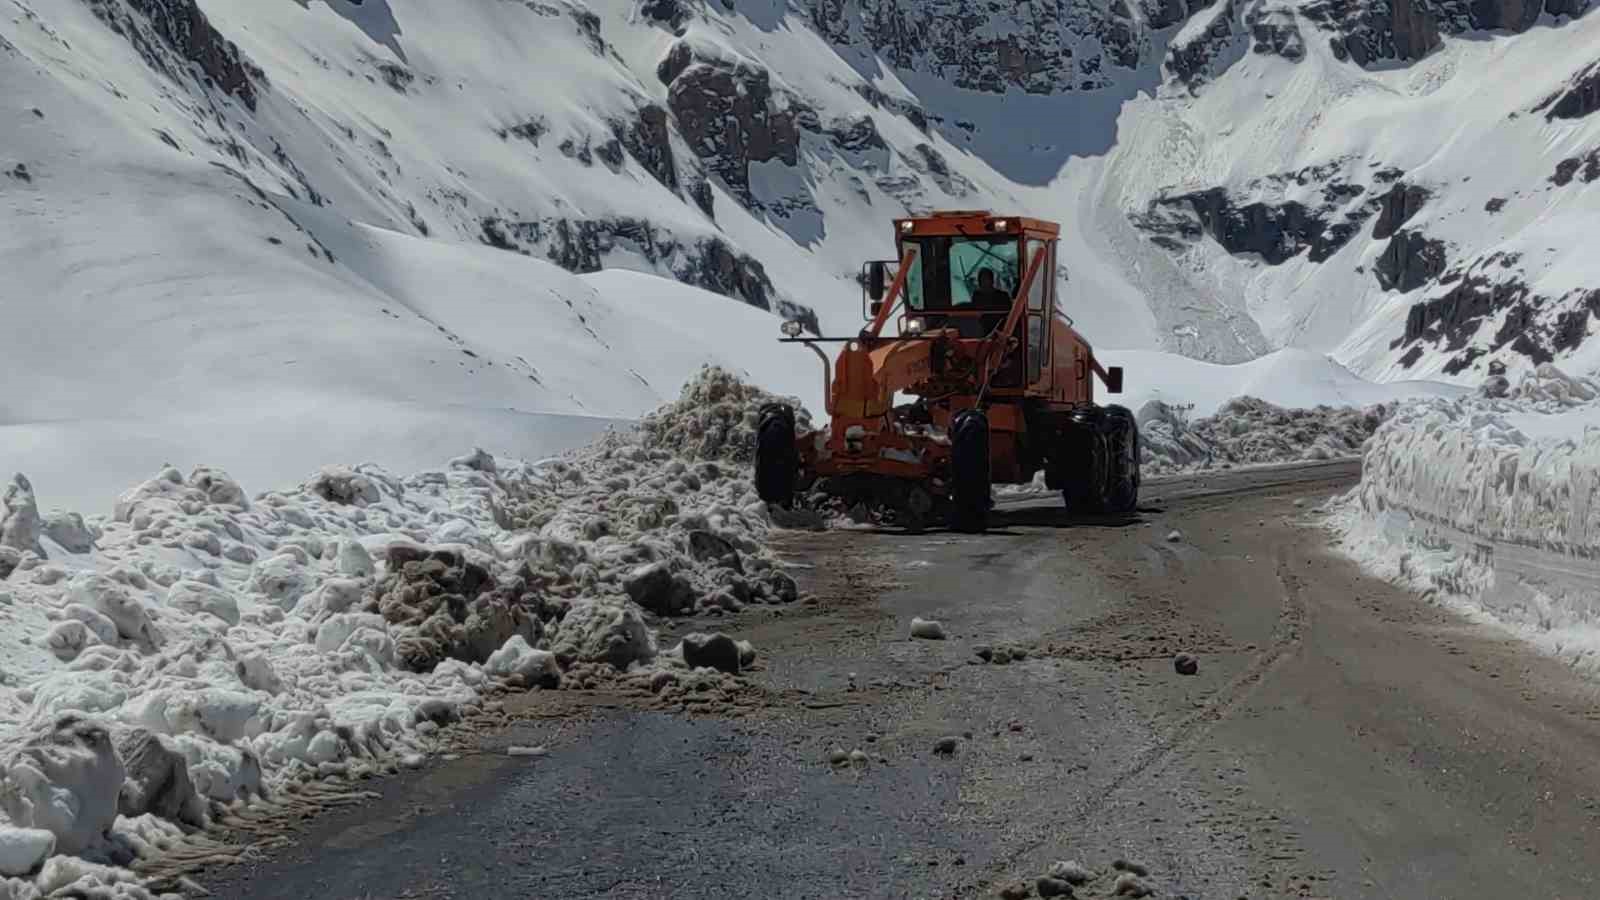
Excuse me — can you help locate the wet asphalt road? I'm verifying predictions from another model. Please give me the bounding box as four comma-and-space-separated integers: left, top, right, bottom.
194, 460, 1600, 900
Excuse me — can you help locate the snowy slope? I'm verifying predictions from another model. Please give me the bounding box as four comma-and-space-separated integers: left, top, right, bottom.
1104, 9, 1600, 382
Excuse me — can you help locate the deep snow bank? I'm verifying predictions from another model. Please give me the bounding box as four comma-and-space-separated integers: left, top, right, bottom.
1138, 396, 1394, 475
0, 368, 804, 896
1331, 365, 1600, 673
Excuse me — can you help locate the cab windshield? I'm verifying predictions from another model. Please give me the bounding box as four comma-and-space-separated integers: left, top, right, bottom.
901, 235, 1020, 311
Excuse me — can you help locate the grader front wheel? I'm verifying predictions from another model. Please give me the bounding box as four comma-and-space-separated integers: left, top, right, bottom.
948, 409, 991, 533
755, 403, 798, 507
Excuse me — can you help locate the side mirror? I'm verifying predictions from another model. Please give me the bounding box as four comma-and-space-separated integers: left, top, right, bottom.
1104, 365, 1124, 394
868, 261, 887, 301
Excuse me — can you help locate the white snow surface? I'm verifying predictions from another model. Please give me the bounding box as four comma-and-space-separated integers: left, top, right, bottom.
1331, 365, 1600, 676
0, 368, 805, 893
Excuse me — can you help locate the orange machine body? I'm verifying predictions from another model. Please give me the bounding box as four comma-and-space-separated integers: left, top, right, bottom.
795, 211, 1122, 488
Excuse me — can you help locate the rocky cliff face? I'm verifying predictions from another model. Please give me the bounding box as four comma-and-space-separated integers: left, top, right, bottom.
808, 0, 1150, 94
1299, 0, 1589, 66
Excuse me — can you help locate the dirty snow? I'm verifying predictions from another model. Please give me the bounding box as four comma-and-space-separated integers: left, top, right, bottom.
1331, 364, 1600, 677
0, 368, 804, 893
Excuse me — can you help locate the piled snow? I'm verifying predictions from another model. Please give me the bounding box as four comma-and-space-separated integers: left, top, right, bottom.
1332, 365, 1600, 674
1138, 397, 1393, 475
0, 368, 803, 892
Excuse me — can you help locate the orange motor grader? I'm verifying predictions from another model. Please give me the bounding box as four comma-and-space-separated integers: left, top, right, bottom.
755, 210, 1139, 532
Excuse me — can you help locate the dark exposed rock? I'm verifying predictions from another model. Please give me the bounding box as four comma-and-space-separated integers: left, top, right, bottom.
1303, 0, 1441, 66
376, 61, 413, 93
1535, 60, 1600, 120
1167, 2, 1241, 90
657, 40, 693, 85
1251, 8, 1306, 60
809, 0, 1147, 95
570, 6, 606, 55
665, 56, 800, 202
1136, 168, 1380, 265
681, 631, 742, 673
826, 115, 886, 154
1372, 182, 1429, 240
86, 0, 264, 111
640, 0, 693, 31
687, 176, 715, 218
1484, 197, 1507, 213
1305, 0, 1586, 69
623, 561, 695, 616
476, 215, 817, 331
5, 164, 29, 183
1142, 0, 1191, 29
594, 135, 625, 170
1395, 253, 1600, 372
1374, 229, 1448, 292
1549, 148, 1600, 186
612, 104, 677, 191
497, 118, 548, 146
853, 82, 929, 133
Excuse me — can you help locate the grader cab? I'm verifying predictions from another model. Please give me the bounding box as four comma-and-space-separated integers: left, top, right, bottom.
756, 211, 1139, 532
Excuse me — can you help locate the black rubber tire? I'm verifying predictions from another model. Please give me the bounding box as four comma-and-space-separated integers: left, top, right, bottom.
1058, 411, 1103, 512
1101, 405, 1140, 514
948, 409, 991, 533
755, 404, 798, 507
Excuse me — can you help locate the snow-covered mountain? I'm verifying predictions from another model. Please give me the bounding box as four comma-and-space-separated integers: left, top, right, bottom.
2, 0, 1596, 506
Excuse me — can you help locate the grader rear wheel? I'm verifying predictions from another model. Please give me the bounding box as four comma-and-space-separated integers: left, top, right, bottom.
1100, 405, 1140, 515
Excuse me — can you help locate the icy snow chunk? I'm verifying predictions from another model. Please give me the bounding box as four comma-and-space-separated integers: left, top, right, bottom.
248, 553, 315, 610
43, 620, 97, 662
296, 577, 367, 617
551, 598, 654, 669
909, 617, 946, 640
0, 716, 125, 855
66, 573, 158, 646
310, 466, 381, 506
338, 540, 374, 577
0, 474, 45, 559
623, 561, 694, 615
484, 635, 561, 687
314, 613, 390, 654
234, 653, 282, 694
59, 604, 118, 645
165, 580, 240, 626
449, 448, 496, 473
188, 465, 248, 509
117, 729, 206, 827
41, 511, 96, 554
0, 826, 53, 877
123, 688, 263, 743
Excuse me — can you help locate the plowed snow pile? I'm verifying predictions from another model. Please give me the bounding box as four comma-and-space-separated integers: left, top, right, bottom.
1331, 364, 1600, 674
1137, 397, 1394, 475
0, 368, 804, 897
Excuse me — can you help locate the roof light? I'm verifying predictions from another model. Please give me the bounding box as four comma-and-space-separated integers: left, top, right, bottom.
899, 220, 914, 233
905, 317, 927, 335
990, 218, 1008, 231
781, 319, 804, 338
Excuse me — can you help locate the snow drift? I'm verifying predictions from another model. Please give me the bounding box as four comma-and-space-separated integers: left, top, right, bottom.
0, 368, 803, 895
1332, 364, 1600, 674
